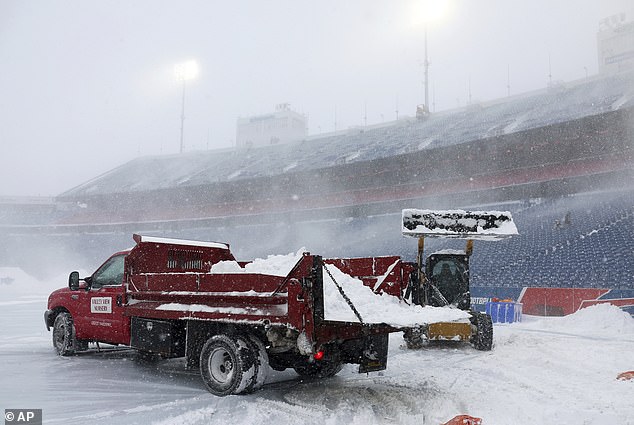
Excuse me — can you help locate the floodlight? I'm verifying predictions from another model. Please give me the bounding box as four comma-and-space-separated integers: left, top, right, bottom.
174, 60, 199, 81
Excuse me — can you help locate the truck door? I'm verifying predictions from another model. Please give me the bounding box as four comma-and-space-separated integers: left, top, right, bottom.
74, 254, 129, 345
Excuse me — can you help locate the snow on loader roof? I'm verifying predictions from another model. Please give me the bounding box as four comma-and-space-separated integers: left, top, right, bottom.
402, 209, 518, 240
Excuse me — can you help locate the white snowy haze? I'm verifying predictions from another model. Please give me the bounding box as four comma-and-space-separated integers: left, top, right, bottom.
0, 0, 632, 196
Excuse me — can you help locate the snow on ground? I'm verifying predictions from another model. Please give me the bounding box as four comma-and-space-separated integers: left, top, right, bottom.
1, 269, 633, 425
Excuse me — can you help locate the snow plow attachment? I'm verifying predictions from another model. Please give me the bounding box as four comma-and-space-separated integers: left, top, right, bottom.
402, 209, 517, 240
400, 209, 517, 351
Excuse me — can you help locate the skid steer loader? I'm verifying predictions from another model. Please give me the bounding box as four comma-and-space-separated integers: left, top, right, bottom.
401, 209, 518, 350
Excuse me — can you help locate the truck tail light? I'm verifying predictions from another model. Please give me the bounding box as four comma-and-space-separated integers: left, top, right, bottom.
313, 350, 325, 361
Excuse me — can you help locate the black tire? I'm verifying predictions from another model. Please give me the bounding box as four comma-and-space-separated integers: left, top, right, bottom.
199, 334, 255, 396
403, 327, 425, 349
294, 359, 343, 379
471, 312, 493, 351
52, 312, 84, 356
246, 335, 269, 392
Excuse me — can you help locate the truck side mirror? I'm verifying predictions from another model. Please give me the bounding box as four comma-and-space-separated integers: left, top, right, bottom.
68, 271, 80, 291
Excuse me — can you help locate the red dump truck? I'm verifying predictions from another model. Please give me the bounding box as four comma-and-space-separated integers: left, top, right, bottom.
44, 234, 400, 396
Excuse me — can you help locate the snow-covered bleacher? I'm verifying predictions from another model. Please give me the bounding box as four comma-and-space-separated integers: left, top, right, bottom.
468, 190, 634, 289
291, 189, 634, 290
59, 72, 634, 199
135, 188, 633, 290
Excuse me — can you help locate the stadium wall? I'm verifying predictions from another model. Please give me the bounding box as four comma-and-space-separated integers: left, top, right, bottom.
471, 286, 634, 316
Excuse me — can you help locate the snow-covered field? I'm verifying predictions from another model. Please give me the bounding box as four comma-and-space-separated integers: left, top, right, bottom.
1, 269, 633, 425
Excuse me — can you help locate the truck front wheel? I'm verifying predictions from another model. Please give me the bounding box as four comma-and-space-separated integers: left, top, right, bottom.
52, 312, 85, 356
199, 334, 256, 396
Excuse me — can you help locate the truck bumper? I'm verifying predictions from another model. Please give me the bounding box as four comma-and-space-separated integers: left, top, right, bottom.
44, 310, 53, 331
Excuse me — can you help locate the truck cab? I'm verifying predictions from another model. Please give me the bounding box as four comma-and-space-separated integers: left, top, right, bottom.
44, 250, 131, 355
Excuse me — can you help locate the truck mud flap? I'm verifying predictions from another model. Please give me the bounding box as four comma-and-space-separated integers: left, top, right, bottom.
359, 333, 389, 374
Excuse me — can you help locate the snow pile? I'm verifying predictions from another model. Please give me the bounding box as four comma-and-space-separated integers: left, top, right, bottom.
0, 267, 64, 298
536, 303, 634, 337
0, 267, 26, 287
210, 250, 469, 327
322, 263, 470, 326
210, 248, 306, 277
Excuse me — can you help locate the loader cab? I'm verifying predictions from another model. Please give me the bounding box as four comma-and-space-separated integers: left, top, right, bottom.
425, 252, 471, 310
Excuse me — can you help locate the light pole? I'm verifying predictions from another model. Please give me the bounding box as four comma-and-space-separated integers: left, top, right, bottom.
174, 60, 199, 154
423, 25, 430, 112
417, 0, 450, 113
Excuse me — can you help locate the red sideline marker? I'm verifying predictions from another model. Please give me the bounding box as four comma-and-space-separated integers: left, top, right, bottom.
442, 415, 483, 425
617, 371, 634, 381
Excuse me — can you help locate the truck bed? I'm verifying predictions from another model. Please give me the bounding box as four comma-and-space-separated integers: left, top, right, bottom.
123, 237, 399, 351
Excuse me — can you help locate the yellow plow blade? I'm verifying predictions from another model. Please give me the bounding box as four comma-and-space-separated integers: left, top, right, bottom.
428, 322, 472, 341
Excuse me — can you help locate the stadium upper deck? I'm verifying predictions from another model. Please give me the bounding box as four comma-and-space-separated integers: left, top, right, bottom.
59, 71, 634, 200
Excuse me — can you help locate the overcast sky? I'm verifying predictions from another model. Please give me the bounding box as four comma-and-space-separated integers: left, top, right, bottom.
1, 0, 632, 197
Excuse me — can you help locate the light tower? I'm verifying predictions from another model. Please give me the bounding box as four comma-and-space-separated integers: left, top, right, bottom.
417, 0, 451, 113
174, 60, 199, 154
424, 25, 430, 112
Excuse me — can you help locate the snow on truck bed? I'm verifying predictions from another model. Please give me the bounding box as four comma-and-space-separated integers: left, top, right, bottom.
210, 249, 306, 277
210, 249, 470, 326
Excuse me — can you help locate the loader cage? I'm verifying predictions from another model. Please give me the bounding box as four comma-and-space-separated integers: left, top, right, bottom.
425, 253, 470, 310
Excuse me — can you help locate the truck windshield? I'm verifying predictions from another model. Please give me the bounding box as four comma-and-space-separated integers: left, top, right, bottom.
430, 258, 468, 306
431, 259, 467, 284
91, 254, 126, 287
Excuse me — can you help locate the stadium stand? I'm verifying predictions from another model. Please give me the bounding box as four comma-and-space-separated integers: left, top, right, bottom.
0, 71, 632, 290
57, 71, 633, 198
469, 190, 634, 289
0, 196, 60, 225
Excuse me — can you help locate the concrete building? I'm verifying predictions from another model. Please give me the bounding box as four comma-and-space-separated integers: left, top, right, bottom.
598, 14, 634, 74
236, 103, 307, 148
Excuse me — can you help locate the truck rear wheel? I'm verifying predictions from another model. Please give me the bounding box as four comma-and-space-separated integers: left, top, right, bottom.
246, 335, 269, 392
52, 312, 85, 356
199, 334, 256, 396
